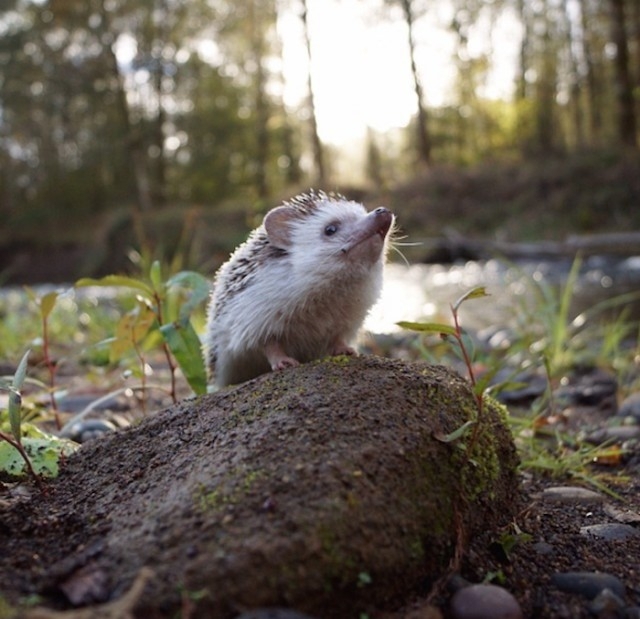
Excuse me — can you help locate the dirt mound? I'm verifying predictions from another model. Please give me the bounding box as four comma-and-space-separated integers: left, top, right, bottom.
0, 356, 519, 618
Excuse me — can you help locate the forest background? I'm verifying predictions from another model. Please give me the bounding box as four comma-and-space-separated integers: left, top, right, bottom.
1, 0, 639, 284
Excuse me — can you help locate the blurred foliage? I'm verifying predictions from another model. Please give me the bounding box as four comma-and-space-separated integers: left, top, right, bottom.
0, 0, 638, 277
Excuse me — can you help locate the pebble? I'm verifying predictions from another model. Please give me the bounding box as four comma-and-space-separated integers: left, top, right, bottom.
586, 425, 640, 445
580, 523, 640, 541
65, 419, 117, 443
550, 572, 626, 600
555, 370, 617, 408
618, 392, 640, 421
603, 503, 640, 524
539, 486, 605, 504
586, 588, 626, 616
449, 584, 523, 619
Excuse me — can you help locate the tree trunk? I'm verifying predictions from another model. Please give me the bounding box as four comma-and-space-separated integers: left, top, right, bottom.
609, 0, 637, 148
300, 0, 326, 185
634, 0, 640, 100
400, 0, 431, 166
535, 0, 558, 153
515, 0, 530, 101
97, 0, 153, 212
249, 0, 271, 200
561, 0, 585, 148
577, 0, 603, 145
152, 56, 167, 206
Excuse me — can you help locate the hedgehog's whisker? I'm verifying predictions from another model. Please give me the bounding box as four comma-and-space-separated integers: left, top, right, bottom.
389, 242, 410, 267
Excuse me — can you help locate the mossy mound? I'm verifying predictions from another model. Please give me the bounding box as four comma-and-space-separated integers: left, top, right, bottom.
0, 356, 519, 618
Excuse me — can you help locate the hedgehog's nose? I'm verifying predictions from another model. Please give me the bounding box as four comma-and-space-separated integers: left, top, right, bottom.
372, 207, 393, 238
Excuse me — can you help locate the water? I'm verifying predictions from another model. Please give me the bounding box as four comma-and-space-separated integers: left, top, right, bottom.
2, 255, 640, 338
366, 256, 640, 335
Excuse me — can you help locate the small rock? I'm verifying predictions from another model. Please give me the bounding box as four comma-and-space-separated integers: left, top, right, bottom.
618, 393, 640, 421
65, 419, 117, 443
603, 503, 640, 524
586, 426, 640, 445
586, 588, 626, 616
580, 523, 640, 541
449, 584, 523, 619
555, 369, 617, 408
550, 572, 626, 600
539, 486, 605, 504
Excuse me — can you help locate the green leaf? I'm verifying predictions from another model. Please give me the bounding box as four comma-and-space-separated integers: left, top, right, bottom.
166, 271, 211, 321
110, 303, 157, 361
0, 434, 78, 479
396, 321, 457, 337
8, 390, 22, 444
160, 320, 207, 395
434, 419, 476, 443
7, 350, 30, 444
452, 286, 489, 312
12, 349, 30, 392
40, 291, 59, 320
149, 260, 163, 291
76, 275, 155, 299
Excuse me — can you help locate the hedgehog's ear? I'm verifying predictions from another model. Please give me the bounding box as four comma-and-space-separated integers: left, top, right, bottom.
263, 206, 297, 248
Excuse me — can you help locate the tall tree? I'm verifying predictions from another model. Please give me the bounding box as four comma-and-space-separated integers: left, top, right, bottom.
560, 0, 585, 148
248, 0, 273, 199
300, 0, 326, 185
94, 0, 153, 212
576, 0, 604, 145
398, 0, 431, 166
608, 0, 637, 148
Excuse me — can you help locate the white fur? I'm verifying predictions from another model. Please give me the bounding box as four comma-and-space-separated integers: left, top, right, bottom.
205, 197, 391, 387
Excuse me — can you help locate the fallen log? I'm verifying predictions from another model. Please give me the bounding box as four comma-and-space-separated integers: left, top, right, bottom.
420, 230, 640, 263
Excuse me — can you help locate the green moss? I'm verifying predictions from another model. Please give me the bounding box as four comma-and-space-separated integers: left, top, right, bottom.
455, 395, 515, 503
327, 354, 353, 366
194, 468, 265, 513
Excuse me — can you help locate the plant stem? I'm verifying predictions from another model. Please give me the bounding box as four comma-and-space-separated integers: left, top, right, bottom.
41, 312, 61, 429
451, 305, 484, 453
153, 291, 178, 403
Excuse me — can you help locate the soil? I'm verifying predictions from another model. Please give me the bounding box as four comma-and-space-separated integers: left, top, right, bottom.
0, 356, 520, 619
460, 476, 640, 618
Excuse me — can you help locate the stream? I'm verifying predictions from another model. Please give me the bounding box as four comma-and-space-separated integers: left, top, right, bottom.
366, 255, 640, 335
1, 254, 640, 343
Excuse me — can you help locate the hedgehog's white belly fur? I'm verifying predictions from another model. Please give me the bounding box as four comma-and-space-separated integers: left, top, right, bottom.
209, 258, 383, 386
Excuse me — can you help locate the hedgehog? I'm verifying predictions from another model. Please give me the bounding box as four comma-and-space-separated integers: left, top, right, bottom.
203, 190, 394, 387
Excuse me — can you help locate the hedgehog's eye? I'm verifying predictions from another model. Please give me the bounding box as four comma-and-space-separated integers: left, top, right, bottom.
324, 223, 338, 236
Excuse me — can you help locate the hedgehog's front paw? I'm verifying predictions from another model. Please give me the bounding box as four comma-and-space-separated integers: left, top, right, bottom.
272, 357, 300, 371
265, 341, 300, 371
331, 340, 356, 357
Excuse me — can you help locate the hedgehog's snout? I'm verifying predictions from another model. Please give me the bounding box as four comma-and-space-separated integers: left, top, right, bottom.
373, 207, 393, 238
